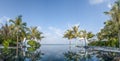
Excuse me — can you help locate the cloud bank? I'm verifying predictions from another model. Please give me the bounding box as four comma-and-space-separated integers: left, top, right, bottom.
40, 25, 84, 45
0, 16, 10, 23
89, 0, 115, 9
89, 0, 105, 5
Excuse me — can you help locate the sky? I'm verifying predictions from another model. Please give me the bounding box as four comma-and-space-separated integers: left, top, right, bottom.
0, 0, 115, 44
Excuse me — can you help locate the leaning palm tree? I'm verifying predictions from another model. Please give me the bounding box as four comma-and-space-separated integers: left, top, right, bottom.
104, 0, 120, 48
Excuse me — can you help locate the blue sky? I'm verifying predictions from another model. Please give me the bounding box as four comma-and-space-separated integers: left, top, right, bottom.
0, 0, 115, 44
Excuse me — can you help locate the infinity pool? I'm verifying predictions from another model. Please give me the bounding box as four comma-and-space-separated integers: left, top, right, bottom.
0, 45, 120, 61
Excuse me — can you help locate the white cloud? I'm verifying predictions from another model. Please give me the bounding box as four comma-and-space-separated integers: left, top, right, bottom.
89, 0, 113, 5
107, 3, 112, 9
67, 23, 80, 30
89, 0, 115, 9
40, 25, 85, 45
107, 0, 115, 9
89, 0, 105, 5
37, 26, 42, 31
48, 26, 63, 36
41, 26, 69, 44
0, 16, 10, 23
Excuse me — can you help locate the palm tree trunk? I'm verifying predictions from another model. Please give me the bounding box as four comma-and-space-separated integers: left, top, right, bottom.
118, 29, 120, 48
16, 35, 18, 57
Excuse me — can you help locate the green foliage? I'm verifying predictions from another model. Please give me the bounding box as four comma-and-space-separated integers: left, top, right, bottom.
87, 32, 95, 39
63, 29, 76, 40
0, 16, 43, 47
28, 27, 44, 40
27, 40, 40, 52
89, 36, 119, 47
36, 42, 40, 48
27, 47, 36, 52
88, 0, 120, 48
2, 40, 9, 48
89, 0, 120, 47
64, 25, 95, 41
2, 48, 10, 55
27, 40, 40, 48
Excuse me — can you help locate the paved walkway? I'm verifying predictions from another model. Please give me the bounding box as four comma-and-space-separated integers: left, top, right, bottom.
77, 46, 120, 53
91, 47, 120, 53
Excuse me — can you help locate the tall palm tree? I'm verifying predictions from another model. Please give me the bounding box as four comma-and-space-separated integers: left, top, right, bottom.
104, 0, 120, 48
9, 15, 27, 57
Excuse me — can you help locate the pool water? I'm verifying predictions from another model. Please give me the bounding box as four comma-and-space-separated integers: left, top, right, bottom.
0, 45, 120, 61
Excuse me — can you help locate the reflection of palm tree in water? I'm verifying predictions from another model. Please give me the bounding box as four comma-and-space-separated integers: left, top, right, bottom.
0, 48, 16, 61
21, 47, 44, 61
0, 47, 44, 61
64, 51, 81, 61
64, 48, 92, 61
96, 52, 120, 61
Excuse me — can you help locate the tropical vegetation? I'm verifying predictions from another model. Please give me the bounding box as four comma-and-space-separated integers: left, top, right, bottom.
0, 15, 44, 48
63, 25, 94, 46
89, 0, 120, 48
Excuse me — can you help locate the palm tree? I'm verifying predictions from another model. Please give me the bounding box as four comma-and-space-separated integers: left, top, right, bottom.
72, 26, 80, 45
28, 26, 44, 41
72, 26, 79, 38
0, 23, 11, 41
9, 15, 27, 57
104, 0, 120, 48
79, 30, 87, 46
64, 25, 80, 45
64, 29, 75, 45
79, 30, 94, 47
64, 25, 94, 47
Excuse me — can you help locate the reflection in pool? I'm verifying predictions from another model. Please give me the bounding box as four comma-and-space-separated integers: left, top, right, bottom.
0, 45, 120, 61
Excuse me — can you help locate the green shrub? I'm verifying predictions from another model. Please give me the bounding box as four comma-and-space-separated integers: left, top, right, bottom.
36, 42, 40, 48
27, 40, 40, 48
27, 47, 36, 52
2, 48, 10, 55
2, 40, 9, 48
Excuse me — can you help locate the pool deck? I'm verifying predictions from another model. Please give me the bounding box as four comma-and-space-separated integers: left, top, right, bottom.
77, 46, 120, 53
92, 47, 120, 53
